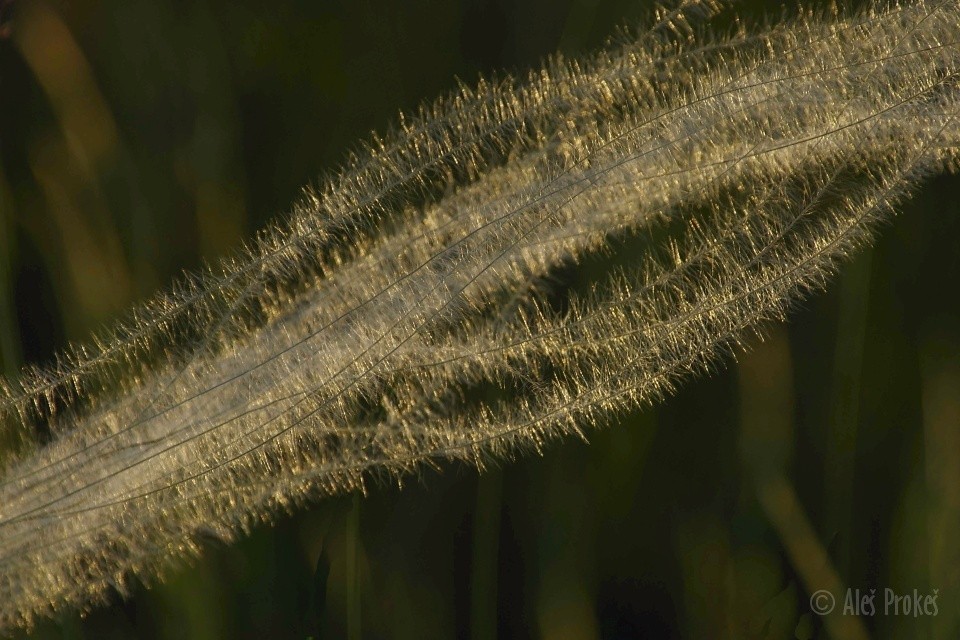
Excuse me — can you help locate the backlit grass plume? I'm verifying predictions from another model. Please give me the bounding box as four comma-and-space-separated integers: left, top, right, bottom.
1, 0, 959, 631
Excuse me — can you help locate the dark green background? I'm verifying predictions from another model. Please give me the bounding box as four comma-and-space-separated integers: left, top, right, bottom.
1, 0, 958, 638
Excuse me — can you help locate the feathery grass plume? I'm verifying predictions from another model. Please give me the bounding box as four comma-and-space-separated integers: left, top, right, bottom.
1, 0, 959, 631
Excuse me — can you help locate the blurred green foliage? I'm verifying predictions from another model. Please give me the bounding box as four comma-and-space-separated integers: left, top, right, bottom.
0, 0, 958, 638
